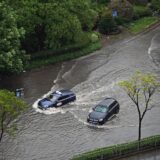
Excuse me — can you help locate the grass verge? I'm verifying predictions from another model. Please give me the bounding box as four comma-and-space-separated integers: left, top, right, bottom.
127, 17, 159, 34
71, 135, 160, 160
25, 41, 102, 70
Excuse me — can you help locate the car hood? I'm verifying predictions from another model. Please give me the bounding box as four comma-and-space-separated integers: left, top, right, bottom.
38, 98, 55, 108
89, 111, 106, 120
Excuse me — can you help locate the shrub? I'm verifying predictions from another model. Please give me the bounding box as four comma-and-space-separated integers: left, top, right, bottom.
30, 33, 90, 60
90, 32, 100, 43
150, 0, 160, 13
98, 10, 117, 34
109, 0, 134, 22
26, 41, 102, 70
114, 16, 126, 25
133, 5, 152, 19
127, 0, 148, 5
92, 0, 110, 4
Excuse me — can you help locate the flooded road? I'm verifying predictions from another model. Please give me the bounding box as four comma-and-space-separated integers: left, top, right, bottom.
0, 26, 160, 160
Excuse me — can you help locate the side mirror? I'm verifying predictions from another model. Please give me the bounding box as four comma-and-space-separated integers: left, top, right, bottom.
92, 107, 95, 111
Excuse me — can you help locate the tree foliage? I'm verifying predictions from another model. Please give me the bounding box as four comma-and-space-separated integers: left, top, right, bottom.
0, 90, 28, 142
119, 71, 160, 142
98, 9, 117, 34
60, 0, 97, 31
0, 2, 28, 73
6, 0, 96, 52
151, 0, 160, 13
38, 3, 83, 49
109, 0, 134, 22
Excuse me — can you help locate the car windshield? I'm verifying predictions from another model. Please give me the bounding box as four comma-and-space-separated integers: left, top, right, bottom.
94, 105, 108, 113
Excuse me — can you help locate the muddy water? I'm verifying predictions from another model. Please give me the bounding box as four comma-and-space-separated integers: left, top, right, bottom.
0, 26, 160, 160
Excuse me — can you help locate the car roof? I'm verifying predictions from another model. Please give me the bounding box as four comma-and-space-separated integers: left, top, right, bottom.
52, 89, 73, 96
99, 98, 116, 107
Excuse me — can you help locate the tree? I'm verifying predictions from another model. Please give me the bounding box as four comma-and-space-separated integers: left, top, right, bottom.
109, 0, 134, 22
0, 2, 28, 73
39, 3, 83, 49
5, 0, 42, 52
46, 0, 97, 31
98, 9, 117, 34
119, 71, 160, 143
0, 90, 28, 142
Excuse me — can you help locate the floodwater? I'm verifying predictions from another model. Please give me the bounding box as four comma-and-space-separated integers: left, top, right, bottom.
0, 26, 160, 160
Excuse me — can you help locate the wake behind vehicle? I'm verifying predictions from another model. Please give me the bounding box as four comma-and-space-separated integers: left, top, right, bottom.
87, 98, 120, 125
38, 89, 76, 110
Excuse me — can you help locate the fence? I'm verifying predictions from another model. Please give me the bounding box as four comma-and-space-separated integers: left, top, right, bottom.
71, 135, 160, 160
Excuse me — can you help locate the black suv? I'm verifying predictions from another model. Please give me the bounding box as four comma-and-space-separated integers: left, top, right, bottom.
87, 98, 120, 125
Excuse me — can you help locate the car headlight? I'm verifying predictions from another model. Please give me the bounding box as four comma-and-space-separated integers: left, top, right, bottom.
99, 119, 103, 122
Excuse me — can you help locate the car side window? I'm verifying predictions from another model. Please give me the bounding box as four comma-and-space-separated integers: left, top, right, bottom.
112, 101, 117, 107
109, 101, 116, 110
58, 95, 68, 101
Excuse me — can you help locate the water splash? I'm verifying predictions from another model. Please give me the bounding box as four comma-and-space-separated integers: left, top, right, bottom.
148, 34, 160, 68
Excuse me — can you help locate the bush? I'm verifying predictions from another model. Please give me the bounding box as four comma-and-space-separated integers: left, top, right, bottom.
150, 0, 160, 13
114, 16, 126, 25
30, 33, 90, 60
133, 5, 152, 19
109, 0, 134, 22
26, 41, 102, 70
92, 0, 110, 4
98, 10, 117, 34
127, 0, 148, 5
90, 32, 100, 43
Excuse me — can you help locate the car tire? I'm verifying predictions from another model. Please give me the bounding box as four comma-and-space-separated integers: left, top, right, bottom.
115, 108, 119, 114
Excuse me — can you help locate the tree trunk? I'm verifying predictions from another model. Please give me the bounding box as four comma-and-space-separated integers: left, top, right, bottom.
138, 118, 142, 149
0, 128, 4, 142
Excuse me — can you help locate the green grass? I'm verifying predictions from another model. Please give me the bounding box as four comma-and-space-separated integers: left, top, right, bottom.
25, 41, 102, 70
128, 17, 159, 34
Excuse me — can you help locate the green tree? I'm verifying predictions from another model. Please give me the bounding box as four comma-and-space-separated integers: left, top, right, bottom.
38, 3, 82, 49
109, 0, 134, 22
62, 0, 97, 31
45, 0, 97, 31
6, 0, 41, 52
0, 2, 28, 73
119, 71, 160, 143
98, 9, 117, 34
0, 90, 28, 142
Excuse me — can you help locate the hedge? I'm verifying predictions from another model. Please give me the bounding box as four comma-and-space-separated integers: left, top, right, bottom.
71, 135, 160, 160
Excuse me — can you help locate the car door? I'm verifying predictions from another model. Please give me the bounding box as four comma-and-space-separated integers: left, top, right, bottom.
111, 101, 118, 114
56, 96, 64, 106
108, 102, 116, 118
57, 95, 69, 106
